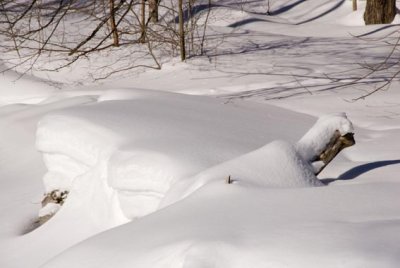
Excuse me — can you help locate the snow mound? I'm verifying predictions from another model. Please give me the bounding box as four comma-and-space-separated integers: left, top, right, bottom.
35, 89, 353, 247
0, 70, 57, 105
296, 113, 354, 162
162, 140, 323, 207
163, 113, 353, 206
35, 90, 313, 225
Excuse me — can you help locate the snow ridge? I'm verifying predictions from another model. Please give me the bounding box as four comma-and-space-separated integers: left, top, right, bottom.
36, 91, 352, 227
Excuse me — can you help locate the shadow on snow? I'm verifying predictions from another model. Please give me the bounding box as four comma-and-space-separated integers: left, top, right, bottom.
321, 160, 400, 184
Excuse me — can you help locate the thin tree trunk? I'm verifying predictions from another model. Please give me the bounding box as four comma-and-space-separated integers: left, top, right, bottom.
149, 0, 159, 23
178, 0, 186, 61
109, 0, 119, 46
200, 0, 211, 55
353, 0, 357, 11
364, 0, 396, 25
188, 0, 194, 54
139, 0, 146, 43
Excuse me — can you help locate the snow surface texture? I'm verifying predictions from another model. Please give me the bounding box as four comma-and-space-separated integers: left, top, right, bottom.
164, 113, 354, 207
161, 140, 323, 208
36, 89, 326, 222
296, 112, 354, 162
38, 106, 351, 224
1, 0, 400, 267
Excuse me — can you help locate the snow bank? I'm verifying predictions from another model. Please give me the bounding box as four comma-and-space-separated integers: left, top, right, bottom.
36, 87, 354, 229
36, 114, 123, 192
0, 70, 57, 105
162, 140, 323, 207
163, 113, 354, 206
2, 1, 399, 266
42, 181, 400, 268
35, 89, 314, 223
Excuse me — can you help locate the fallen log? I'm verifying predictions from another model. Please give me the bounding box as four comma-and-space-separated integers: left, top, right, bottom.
314, 131, 355, 175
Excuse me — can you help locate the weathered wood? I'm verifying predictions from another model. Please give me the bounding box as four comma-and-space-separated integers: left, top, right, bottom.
41, 189, 68, 207
314, 131, 355, 175
38, 190, 68, 225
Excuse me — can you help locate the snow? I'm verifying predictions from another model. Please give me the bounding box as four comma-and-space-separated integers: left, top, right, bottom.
35, 89, 314, 221
0, 70, 57, 105
1, 0, 400, 267
38, 203, 61, 218
296, 113, 354, 162
161, 139, 323, 209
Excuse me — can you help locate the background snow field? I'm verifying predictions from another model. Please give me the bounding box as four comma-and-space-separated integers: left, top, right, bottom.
1, 0, 400, 267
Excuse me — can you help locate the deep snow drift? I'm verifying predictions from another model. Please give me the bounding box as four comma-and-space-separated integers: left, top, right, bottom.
1, 0, 400, 267
37, 92, 354, 230
36, 89, 321, 225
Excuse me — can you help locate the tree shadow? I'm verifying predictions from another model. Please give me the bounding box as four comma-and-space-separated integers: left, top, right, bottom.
269, 0, 308, 16
173, 1, 269, 23
204, 33, 397, 101
296, 0, 345, 25
356, 24, 400, 38
321, 160, 400, 184
228, 17, 276, 28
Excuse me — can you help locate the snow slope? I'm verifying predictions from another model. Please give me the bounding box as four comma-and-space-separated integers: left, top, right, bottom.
44, 182, 400, 268
1, 0, 400, 267
36, 88, 317, 250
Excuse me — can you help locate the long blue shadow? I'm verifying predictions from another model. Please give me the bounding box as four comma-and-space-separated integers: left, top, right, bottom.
356, 24, 400, 37
321, 159, 400, 184
228, 17, 275, 28
269, 0, 308, 16
297, 0, 345, 25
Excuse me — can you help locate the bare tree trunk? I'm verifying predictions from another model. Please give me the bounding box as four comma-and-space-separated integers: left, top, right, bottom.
149, 0, 159, 23
200, 0, 211, 55
364, 0, 396, 25
353, 0, 357, 11
178, 0, 186, 61
188, 0, 194, 54
139, 0, 146, 43
109, 0, 119, 46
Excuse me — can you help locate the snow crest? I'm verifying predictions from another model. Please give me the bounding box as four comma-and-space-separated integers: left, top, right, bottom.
35, 91, 351, 230
296, 113, 354, 162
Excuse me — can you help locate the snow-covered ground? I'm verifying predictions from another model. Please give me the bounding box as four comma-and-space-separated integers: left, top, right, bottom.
1, 1, 400, 267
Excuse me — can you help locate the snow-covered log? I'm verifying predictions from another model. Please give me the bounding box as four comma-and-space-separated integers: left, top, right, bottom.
296, 113, 355, 175
315, 131, 355, 175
